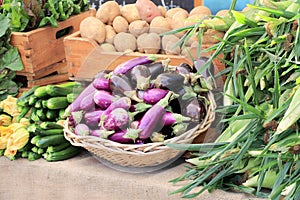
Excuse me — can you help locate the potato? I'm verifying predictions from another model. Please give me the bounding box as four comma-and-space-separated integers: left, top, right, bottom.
161, 34, 179, 51
96, 1, 120, 25
137, 33, 161, 54
136, 0, 162, 23
100, 43, 116, 52
121, 4, 141, 23
112, 16, 129, 33
185, 34, 198, 46
165, 7, 186, 19
149, 16, 171, 34
216, 10, 230, 17
171, 10, 188, 37
129, 20, 150, 37
184, 14, 208, 27
181, 46, 192, 57
114, 32, 137, 52
203, 29, 225, 44
189, 6, 211, 16
80, 16, 106, 44
165, 41, 181, 55
191, 40, 199, 49
158, 5, 167, 17
105, 25, 116, 44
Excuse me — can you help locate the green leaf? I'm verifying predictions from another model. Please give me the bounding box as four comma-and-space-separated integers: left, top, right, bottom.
232, 10, 257, 27
225, 93, 264, 118
1, 48, 24, 71
0, 14, 10, 38
38, 16, 58, 28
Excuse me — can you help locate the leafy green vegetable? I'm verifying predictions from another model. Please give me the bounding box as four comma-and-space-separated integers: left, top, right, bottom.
1, 48, 23, 71
0, 13, 23, 100
0, 0, 89, 32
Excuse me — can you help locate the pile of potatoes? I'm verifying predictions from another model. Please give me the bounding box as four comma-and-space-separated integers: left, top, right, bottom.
79, 0, 226, 56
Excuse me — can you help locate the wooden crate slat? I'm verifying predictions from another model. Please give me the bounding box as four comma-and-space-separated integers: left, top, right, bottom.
10, 9, 96, 74
16, 60, 68, 79
27, 73, 69, 88
16, 60, 70, 87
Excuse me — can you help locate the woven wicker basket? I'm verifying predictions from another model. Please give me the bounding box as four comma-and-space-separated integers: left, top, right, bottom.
64, 91, 216, 172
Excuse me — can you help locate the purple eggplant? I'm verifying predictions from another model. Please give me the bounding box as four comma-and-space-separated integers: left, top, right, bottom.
69, 83, 96, 112
79, 89, 97, 111
90, 129, 101, 137
113, 55, 157, 75
93, 90, 114, 109
162, 112, 191, 126
75, 123, 90, 136
90, 128, 115, 138
138, 91, 173, 140
183, 99, 203, 122
154, 73, 185, 92
142, 88, 168, 104
68, 114, 76, 127
130, 65, 151, 90
102, 96, 131, 117
176, 63, 193, 83
92, 75, 110, 91
145, 61, 165, 80
177, 62, 193, 72
84, 109, 104, 127
103, 108, 130, 131
137, 90, 145, 100
109, 74, 142, 102
108, 129, 140, 144
193, 56, 214, 78
178, 86, 197, 101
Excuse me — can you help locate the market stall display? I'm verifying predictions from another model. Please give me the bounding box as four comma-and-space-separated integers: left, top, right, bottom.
0, 0, 299, 199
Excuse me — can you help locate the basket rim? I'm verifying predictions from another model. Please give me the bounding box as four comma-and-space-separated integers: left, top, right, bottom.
64, 91, 216, 153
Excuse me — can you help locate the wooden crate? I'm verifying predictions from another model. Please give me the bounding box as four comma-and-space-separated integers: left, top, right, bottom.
64, 31, 225, 81
11, 9, 96, 74
64, 31, 196, 80
16, 60, 69, 88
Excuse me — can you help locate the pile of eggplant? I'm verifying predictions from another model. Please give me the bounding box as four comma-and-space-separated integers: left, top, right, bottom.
67, 56, 212, 144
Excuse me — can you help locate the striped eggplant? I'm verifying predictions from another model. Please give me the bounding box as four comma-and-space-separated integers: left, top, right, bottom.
142, 88, 168, 104
103, 108, 130, 131
93, 90, 114, 109
113, 55, 157, 75
138, 91, 173, 140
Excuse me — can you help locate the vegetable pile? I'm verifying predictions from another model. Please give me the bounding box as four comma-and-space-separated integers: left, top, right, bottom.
0, 14, 23, 101
0, 82, 82, 161
79, 0, 225, 56
67, 55, 212, 144
0, 0, 89, 32
168, 0, 300, 199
